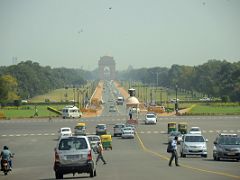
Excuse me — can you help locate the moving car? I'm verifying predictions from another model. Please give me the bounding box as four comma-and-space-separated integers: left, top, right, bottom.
213, 133, 240, 161
54, 136, 97, 179
189, 127, 202, 134
168, 131, 183, 144
180, 133, 208, 158
87, 135, 101, 149
145, 113, 157, 124
62, 105, 82, 119
116, 96, 124, 105
113, 123, 126, 136
96, 124, 107, 135
109, 105, 117, 112
121, 127, 135, 139
58, 127, 72, 139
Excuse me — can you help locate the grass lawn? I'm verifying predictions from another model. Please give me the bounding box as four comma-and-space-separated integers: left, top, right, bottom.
188, 104, 240, 115
0, 105, 65, 118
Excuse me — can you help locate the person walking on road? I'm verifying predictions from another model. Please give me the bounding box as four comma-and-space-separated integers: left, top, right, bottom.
96, 142, 107, 165
168, 136, 180, 167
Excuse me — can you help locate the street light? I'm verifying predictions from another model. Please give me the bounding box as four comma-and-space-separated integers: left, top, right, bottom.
175, 84, 178, 114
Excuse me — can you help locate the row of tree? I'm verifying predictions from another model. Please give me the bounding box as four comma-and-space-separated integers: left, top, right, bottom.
0, 59, 239, 103
0, 61, 92, 104
118, 60, 240, 102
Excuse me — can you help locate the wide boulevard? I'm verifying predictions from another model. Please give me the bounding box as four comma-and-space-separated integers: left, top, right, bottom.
0, 84, 240, 180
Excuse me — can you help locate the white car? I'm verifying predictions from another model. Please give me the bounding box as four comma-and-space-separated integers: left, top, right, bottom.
145, 113, 157, 124
189, 127, 202, 134
121, 127, 135, 139
58, 127, 72, 139
87, 135, 101, 149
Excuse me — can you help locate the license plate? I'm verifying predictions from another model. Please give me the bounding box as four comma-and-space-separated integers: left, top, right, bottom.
227, 152, 236, 156
67, 155, 80, 160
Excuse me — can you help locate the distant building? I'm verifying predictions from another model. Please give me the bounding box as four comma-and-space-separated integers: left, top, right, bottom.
98, 56, 116, 80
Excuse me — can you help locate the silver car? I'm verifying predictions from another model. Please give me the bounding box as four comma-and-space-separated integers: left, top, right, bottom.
113, 123, 125, 136
54, 136, 97, 179
180, 133, 208, 158
213, 133, 240, 161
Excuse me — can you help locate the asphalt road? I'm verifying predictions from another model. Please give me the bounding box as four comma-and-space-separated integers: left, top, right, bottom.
0, 82, 240, 180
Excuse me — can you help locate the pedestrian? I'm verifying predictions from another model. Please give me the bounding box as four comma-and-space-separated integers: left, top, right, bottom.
34, 105, 38, 117
168, 136, 180, 167
96, 142, 107, 165
129, 108, 133, 120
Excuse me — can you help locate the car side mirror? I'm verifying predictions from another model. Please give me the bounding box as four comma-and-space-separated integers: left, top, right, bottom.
205, 139, 208, 142
213, 141, 217, 145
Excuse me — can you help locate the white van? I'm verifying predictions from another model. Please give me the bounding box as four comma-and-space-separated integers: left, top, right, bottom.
116, 96, 124, 105
62, 105, 82, 119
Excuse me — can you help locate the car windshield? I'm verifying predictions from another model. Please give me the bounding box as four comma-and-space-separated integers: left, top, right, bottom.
97, 125, 106, 129
62, 129, 70, 132
185, 136, 204, 142
123, 127, 132, 131
115, 124, 125, 128
190, 128, 200, 131
170, 131, 181, 136
147, 114, 155, 118
59, 138, 87, 150
88, 136, 100, 142
219, 137, 240, 145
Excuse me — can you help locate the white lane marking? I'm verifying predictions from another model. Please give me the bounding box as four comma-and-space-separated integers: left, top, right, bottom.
160, 131, 166, 134
229, 130, 235, 133
202, 130, 207, 133
1, 135, 7, 137
222, 130, 228, 133
209, 130, 213, 133
147, 131, 151, 134
153, 131, 159, 134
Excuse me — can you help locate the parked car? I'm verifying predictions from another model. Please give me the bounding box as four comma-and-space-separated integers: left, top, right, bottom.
180, 133, 208, 158
189, 127, 202, 134
145, 113, 157, 124
96, 124, 107, 135
54, 136, 97, 179
113, 123, 126, 136
168, 131, 183, 144
213, 133, 240, 161
121, 127, 135, 139
58, 127, 72, 139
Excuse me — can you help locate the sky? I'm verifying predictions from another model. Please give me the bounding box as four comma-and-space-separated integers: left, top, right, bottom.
0, 0, 240, 71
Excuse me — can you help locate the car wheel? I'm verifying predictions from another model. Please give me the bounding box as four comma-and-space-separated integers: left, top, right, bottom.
90, 169, 94, 177
55, 171, 63, 179
202, 154, 207, 158
94, 170, 97, 176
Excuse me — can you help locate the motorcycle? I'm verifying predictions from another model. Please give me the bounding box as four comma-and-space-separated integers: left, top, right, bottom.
1, 159, 11, 175
1, 153, 14, 176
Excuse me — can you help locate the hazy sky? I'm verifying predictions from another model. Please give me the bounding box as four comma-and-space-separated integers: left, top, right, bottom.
0, 0, 240, 70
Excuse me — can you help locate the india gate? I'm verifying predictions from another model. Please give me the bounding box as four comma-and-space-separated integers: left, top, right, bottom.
98, 56, 116, 80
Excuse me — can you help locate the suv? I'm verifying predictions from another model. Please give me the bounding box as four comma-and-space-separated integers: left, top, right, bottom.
113, 123, 125, 136
54, 136, 97, 179
213, 133, 240, 161
180, 133, 208, 158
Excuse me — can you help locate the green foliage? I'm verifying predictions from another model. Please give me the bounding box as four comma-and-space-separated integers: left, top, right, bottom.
0, 60, 91, 100
119, 60, 240, 102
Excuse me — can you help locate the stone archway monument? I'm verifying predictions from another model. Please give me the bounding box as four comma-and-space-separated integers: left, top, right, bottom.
98, 56, 116, 80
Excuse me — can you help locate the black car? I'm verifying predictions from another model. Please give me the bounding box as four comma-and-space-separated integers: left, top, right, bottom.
213, 133, 240, 161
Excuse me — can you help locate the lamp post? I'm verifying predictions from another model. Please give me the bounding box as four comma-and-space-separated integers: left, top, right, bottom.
175, 84, 178, 114
73, 86, 76, 106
